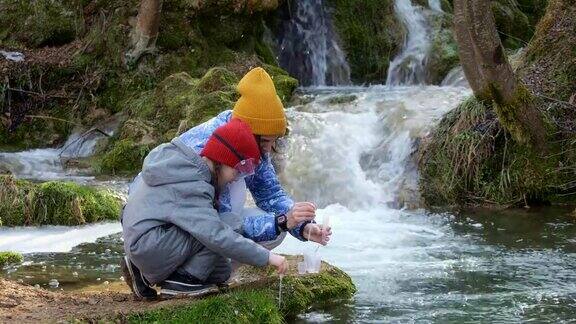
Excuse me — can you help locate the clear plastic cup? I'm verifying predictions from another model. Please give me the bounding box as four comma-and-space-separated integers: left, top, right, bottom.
297, 262, 307, 274
304, 252, 321, 273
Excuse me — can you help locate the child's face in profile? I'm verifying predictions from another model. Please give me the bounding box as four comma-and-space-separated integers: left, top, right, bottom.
217, 165, 239, 188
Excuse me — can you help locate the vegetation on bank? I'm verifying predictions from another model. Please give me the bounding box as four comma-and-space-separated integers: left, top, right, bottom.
0, 175, 121, 226
0, 0, 297, 159
0, 252, 23, 267
124, 264, 355, 323
419, 0, 576, 207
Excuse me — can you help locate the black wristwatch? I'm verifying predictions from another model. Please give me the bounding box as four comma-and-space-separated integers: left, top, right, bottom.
275, 214, 289, 234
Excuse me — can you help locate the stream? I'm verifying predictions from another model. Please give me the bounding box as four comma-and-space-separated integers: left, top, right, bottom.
3, 85, 576, 322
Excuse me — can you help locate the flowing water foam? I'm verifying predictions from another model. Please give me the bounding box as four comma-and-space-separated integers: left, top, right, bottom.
386, 0, 432, 86
275, 0, 351, 86
276, 85, 488, 321
0, 222, 122, 253
0, 118, 119, 181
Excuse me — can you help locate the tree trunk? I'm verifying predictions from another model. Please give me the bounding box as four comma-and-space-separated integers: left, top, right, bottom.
125, 0, 163, 67
453, 0, 547, 150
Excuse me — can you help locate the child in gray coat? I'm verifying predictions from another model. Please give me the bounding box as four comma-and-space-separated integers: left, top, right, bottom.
121, 119, 288, 300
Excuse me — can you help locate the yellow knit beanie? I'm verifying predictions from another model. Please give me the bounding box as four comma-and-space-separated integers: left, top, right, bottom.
232, 67, 287, 136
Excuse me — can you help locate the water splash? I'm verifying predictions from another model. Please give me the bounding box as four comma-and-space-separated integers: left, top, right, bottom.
386, 0, 432, 86
441, 66, 470, 88
274, 0, 351, 86
0, 118, 119, 181
282, 86, 470, 209
0, 222, 122, 253
428, 0, 443, 12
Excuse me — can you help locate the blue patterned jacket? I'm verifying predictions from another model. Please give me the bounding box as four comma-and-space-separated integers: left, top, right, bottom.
178, 110, 308, 242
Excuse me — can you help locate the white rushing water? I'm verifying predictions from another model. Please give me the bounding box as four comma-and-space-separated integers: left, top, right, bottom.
0, 222, 122, 253
275, 0, 351, 86
386, 0, 432, 86
428, 0, 443, 12
0, 118, 119, 181
277, 85, 473, 321
441, 66, 470, 88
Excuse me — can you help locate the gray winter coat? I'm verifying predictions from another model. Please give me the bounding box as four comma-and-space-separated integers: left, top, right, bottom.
122, 138, 270, 282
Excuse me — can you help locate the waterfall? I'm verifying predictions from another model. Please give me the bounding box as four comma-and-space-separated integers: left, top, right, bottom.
281, 86, 470, 209
274, 0, 351, 86
428, 0, 443, 12
386, 0, 432, 86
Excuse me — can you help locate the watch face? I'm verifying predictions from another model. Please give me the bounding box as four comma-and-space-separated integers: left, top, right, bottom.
278, 215, 286, 223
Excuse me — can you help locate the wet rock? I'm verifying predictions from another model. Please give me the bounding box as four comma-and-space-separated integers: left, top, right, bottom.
48, 279, 59, 288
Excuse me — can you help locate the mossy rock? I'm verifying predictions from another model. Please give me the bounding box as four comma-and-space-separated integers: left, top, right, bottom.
127, 266, 355, 323
119, 119, 159, 145
1, 0, 295, 154
442, 0, 545, 49
128, 258, 356, 322
0, 0, 81, 48
261, 64, 299, 104
0, 175, 121, 226
127, 290, 283, 323
196, 67, 239, 94
98, 139, 154, 175
326, 94, 357, 105
426, 14, 460, 84
0, 252, 23, 268
326, 0, 404, 83
124, 69, 239, 136
186, 90, 237, 126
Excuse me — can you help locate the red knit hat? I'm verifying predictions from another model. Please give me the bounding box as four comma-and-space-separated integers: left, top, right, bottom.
201, 119, 261, 168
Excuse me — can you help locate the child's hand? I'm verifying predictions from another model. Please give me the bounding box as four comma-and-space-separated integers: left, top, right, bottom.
268, 253, 288, 275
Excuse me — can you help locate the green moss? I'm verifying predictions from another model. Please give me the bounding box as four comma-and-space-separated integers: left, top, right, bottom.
128, 290, 283, 324
492, 0, 533, 49
254, 39, 278, 66
0, 0, 82, 48
262, 64, 299, 104
1, 0, 297, 154
519, 0, 576, 101
0, 176, 35, 226
0, 252, 23, 268
125, 262, 355, 323
491, 84, 549, 147
0, 82, 74, 151
196, 68, 239, 94
516, 0, 548, 25
326, 94, 357, 105
418, 95, 567, 207
186, 90, 237, 125
118, 119, 159, 145
277, 266, 356, 317
99, 139, 153, 175
326, 0, 404, 83
0, 175, 121, 226
426, 15, 460, 84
